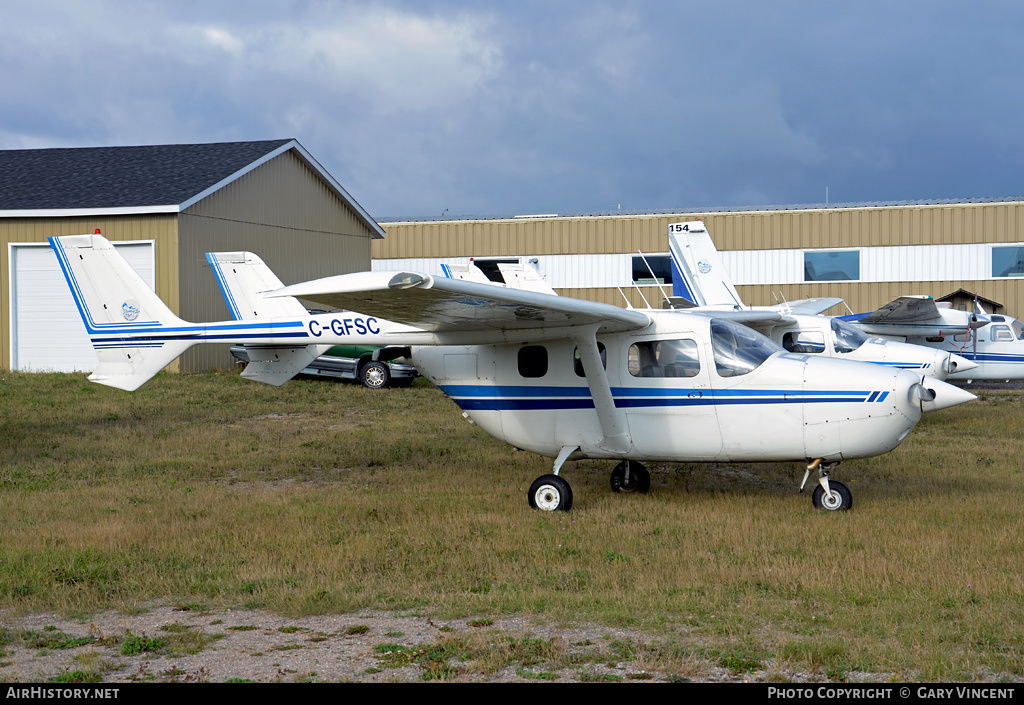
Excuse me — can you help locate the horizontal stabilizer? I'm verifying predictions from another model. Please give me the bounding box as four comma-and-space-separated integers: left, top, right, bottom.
90, 340, 195, 391
238, 345, 331, 386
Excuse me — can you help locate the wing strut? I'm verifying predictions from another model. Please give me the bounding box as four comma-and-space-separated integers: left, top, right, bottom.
571, 326, 632, 454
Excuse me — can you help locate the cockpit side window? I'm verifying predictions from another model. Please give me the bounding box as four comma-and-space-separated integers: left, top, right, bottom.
628, 339, 701, 378
710, 319, 782, 377
831, 318, 869, 354
783, 331, 826, 354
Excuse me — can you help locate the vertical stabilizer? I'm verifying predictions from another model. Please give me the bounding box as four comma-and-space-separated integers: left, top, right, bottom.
668, 221, 743, 308
206, 252, 309, 319
49, 233, 195, 391
206, 251, 328, 384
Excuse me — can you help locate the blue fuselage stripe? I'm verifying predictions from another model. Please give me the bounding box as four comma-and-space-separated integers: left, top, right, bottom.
440, 384, 886, 411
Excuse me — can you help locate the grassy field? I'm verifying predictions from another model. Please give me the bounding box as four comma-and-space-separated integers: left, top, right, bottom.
1, 370, 1023, 681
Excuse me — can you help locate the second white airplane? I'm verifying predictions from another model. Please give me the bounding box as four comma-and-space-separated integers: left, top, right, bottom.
667, 221, 978, 381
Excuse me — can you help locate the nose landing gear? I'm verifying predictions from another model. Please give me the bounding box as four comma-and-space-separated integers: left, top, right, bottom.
801, 459, 853, 511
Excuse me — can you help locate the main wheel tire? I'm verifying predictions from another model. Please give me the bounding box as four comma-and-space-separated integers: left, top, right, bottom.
359, 361, 390, 389
528, 475, 573, 511
610, 461, 650, 494
812, 481, 852, 511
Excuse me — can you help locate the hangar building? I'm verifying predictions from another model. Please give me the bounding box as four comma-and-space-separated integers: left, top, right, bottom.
373, 199, 1024, 319
1, 139, 384, 373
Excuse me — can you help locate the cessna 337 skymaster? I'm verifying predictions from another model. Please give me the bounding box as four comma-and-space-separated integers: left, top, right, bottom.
667, 221, 978, 381
51, 232, 976, 512
838, 297, 1024, 382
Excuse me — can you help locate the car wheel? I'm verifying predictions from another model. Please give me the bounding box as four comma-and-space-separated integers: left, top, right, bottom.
359, 360, 390, 389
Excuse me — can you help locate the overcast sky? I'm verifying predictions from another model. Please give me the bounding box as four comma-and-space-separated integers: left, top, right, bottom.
2, 1, 1022, 219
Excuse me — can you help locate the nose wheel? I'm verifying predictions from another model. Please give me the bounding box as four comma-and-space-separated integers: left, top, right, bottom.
801, 459, 853, 511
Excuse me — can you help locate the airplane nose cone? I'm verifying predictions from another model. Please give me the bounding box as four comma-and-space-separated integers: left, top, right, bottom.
912, 377, 977, 413
946, 352, 978, 375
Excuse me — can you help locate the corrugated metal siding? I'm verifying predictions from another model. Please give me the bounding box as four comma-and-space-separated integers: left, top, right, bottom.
1, 215, 179, 371
379, 202, 1024, 257
179, 151, 374, 372
377, 201, 1024, 317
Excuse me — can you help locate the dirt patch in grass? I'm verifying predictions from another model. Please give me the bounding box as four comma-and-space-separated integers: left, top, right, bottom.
0, 604, 890, 684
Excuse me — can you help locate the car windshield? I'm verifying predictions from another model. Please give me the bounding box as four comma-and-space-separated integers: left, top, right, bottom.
831, 318, 870, 353
710, 319, 783, 377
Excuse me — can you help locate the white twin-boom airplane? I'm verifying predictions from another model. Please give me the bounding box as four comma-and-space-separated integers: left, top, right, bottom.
50, 232, 976, 512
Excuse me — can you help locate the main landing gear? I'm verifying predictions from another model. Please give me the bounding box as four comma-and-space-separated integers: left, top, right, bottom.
610, 460, 650, 494
527, 447, 652, 512
801, 459, 852, 511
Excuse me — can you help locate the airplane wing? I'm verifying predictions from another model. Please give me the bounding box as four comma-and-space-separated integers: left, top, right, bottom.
850, 295, 940, 324
270, 271, 651, 334
685, 309, 787, 326
781, 297, 845, 315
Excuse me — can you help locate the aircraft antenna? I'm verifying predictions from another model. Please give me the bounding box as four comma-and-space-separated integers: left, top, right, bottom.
778, 290, 790, 313
633, 284, 652, 310
638, 250, 672, 308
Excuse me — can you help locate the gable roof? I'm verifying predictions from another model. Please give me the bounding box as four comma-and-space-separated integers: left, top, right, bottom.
0, 139, 384, 238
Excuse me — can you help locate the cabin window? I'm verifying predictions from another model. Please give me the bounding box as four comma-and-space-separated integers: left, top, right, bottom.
804, 250, 860, 282
991, 325, 1014, 342
573, 343, 607, 377
782, 331, 826, 354
831, 319, 870, 354
710, 319, 782, 377
953, 333, 971, 343
517, 345, 548, 378
632, 255, 673, 285
992, 246, 1024, 278
627, 339, 700, 378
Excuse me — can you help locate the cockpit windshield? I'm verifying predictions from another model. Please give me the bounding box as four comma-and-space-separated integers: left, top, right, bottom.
831, 318, 870, 353
1012, 319, 1024, 340
710, 319, 783, 377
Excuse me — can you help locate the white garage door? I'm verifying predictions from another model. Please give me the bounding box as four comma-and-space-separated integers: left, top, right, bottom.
11, 241, 156, 372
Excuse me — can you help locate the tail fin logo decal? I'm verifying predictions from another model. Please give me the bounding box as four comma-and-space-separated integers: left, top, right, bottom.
697, 261, 712, 274
122, 302, 141, 321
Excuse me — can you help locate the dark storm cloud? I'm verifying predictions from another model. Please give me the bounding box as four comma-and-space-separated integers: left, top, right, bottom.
1, 1, 1021, 218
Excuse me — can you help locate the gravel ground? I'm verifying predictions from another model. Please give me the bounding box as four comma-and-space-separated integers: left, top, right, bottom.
0, 605, 746, 683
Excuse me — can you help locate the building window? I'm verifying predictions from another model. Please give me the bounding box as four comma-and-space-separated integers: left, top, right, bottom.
632, 255, 673, 285
804, 251, 860, 282
992, 246, 1024, 278
517, 345, 548, 378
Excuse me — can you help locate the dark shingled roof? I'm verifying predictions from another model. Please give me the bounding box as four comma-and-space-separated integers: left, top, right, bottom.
0, 139, 293, 210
